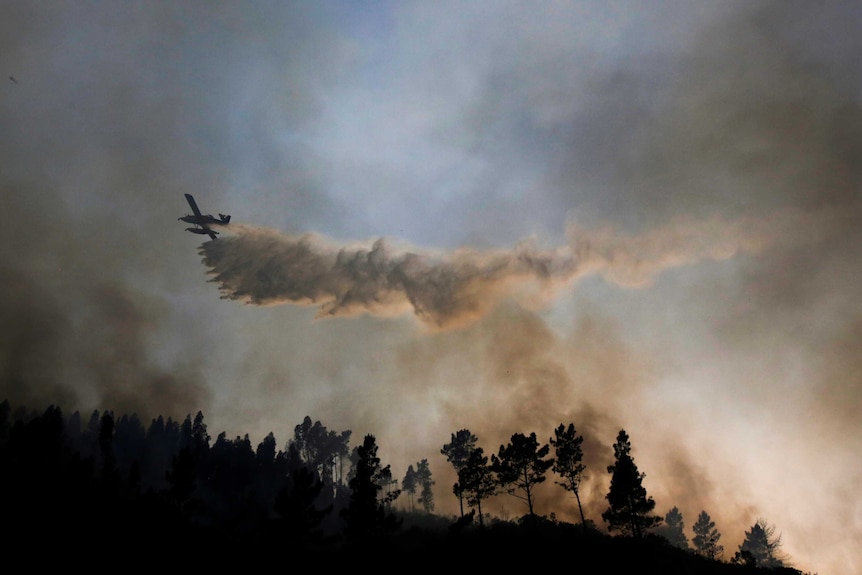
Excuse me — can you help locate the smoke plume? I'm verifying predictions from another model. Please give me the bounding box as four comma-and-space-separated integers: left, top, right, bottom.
200, 210, 812, 329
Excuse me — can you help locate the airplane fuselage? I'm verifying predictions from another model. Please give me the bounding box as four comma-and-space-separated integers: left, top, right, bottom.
179, 214, 229, 226
180, 194, 230, 241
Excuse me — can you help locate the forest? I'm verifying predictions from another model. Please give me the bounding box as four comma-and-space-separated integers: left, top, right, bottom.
0, 399, 813, 573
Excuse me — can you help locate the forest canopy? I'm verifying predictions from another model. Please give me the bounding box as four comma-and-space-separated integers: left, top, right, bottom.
0, 399, 807, 572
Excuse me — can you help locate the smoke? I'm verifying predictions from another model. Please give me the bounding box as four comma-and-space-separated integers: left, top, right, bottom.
2, 1, 861, 573
199, 208, 819, 330
0, 0, 345, 423
0, 259, 212, 424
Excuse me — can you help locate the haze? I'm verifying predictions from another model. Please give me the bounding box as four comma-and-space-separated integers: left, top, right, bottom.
2, 2, 860, 573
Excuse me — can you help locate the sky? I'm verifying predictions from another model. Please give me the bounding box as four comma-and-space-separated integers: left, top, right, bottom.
2, 1, 860, 572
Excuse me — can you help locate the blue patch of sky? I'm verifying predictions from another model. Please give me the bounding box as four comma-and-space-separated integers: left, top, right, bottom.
325, 0, 398, 84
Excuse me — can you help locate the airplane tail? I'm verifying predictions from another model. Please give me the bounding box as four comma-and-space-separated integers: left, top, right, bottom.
220, 214, 231, 224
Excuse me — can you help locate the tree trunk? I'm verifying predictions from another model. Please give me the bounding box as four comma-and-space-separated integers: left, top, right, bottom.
575, 490, 586, 532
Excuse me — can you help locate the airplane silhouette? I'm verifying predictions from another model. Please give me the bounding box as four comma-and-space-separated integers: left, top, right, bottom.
179, 193, 230, 240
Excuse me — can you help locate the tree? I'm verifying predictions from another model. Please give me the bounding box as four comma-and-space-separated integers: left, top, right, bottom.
165, 446, 197, 508
735, 518, 785, 568
0, 399, 10, 445
253, 431, 284, 509
274, 465, 332, 544
290, 416, 352, 492
402, 464, 418, 512
376, 461, 399, 511
550, 423, 587, 529
203, 432, 258, 526
457, 447, 497, 527
112, 412, 146, 488
98, 410, 118, 490
601, 429, 661, 538
415, 459, 435, 513
692, 510, 724, 560
657, 506, 689, 550
341, 434, 401, 539
191, 410, 210, 460
491, 432, 554, 519
441, 429, 478, 517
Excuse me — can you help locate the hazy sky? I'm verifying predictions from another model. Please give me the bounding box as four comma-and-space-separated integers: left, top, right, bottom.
2, 1, 860, 572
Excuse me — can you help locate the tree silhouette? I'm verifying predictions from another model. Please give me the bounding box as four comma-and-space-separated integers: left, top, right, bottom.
1, 405, 100, 544
142, 414, 180, 491
204, 432, 258, 530
190, 410, 211, 461
376, 461, 399, 511
251, 431, 290, 518
731, 549, 757, 567
0, 399, 820, 573
601, 429, 661, 538
112, 413, 146, 491
166, 445, 197, 508
692, 510, 724, 559
98, 410, 119, 490
402, 459, 434, 513
441, 428, 478, 517
457, 447, 497, 527
657, 506, 689, 550
550, 422, 587, 529
290, 416, 352, 497
341, 434, 400, 539
274, 465, 332, 544
0, 400, 10, 444
492, 432, 554, 520
256, 431, 277, 464
416, 458, 434, 513
736, 518, 785, 568
402, 464, 418, 512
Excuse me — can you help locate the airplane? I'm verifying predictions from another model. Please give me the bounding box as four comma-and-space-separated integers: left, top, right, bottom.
179, 193, 231, 240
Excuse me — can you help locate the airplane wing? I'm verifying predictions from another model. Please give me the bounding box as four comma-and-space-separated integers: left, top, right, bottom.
204, 227, 218, 241
185, 193, 203, 218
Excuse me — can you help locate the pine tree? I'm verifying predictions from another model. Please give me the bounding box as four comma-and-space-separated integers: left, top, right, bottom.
165, 446, 197, 508
736, 518, 785, 568
458, 447, 497, 527
441, 429, 478, 517
98, 411, 118, 490
191, 411, 210, 461
491, 432, 554, 519
658, 506, 689, 549
692, 510, 724, 559
601, 429, 661, 538
416, 458, 435, 513
550, 423, 588, 529
290, 416, 351, 491
274, 466, 331, 543
402, 464, 418, 512
341, 434, 400, 539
